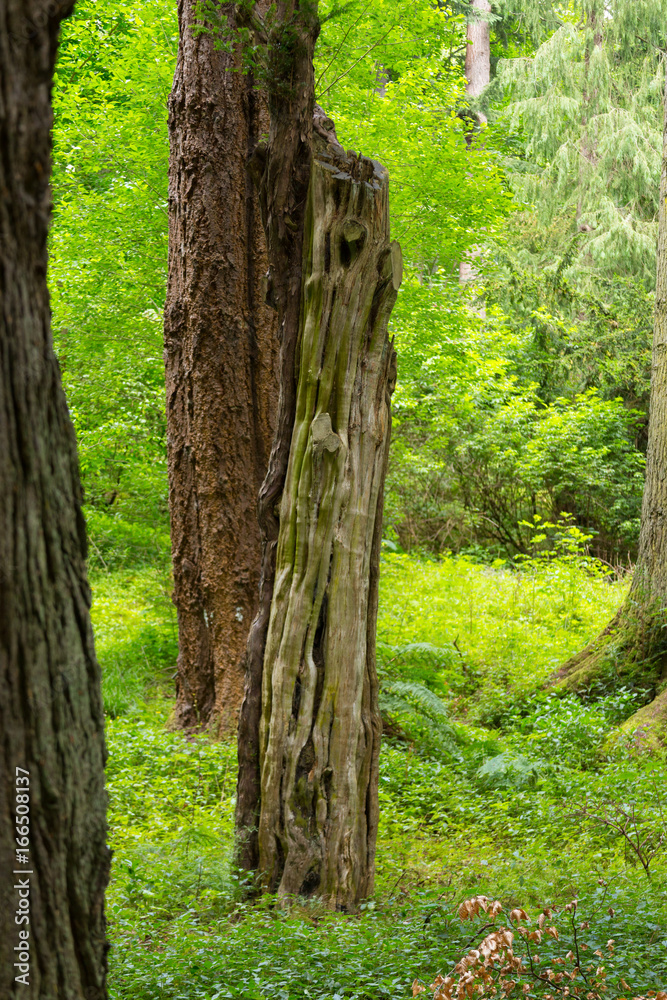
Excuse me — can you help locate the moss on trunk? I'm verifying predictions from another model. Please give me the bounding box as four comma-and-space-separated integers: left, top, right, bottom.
237, 112, 400, 910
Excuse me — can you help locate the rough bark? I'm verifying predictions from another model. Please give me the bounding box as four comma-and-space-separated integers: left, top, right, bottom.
237, 101, 401, 908
553, 72, 667, 748
0, 2, 109, 997
165, 0, 279, 735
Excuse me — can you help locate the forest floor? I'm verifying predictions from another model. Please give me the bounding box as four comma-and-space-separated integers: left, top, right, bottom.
91, 522, 667, 999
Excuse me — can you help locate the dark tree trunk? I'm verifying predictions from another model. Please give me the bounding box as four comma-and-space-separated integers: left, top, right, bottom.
235, 2, 401, 910
165, 0, 279, 735
0, 2, 109, 997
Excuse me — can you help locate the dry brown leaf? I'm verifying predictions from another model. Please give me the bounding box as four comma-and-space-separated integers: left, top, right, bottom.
412, 979, 426, 997
547, 926, 559, 940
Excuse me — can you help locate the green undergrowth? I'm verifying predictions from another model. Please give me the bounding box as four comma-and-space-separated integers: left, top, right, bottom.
89, 511, 175, 717
93, 547, 667, 999
377, 549, 631, 726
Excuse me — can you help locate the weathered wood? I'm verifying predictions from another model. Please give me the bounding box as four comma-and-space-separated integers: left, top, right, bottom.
235, 0, 320, 874
238, 111, 400, 910
0, 2, 109, 996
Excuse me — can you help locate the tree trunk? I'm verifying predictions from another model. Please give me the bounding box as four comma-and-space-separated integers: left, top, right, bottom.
459, 0, 490, 287
236, 96, 401, 906
0, 2, 109, 997
554, 70, 667, 747
465, 0, 491, 112
165, 0, 279, 735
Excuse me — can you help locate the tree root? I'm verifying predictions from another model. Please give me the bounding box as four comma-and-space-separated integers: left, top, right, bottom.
549, 605, 667, 749
619, 687, 667, 750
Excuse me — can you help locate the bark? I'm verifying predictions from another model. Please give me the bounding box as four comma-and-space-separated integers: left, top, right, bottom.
553, 71, 667, 748
237, 100, 401, 907
0, 2, 109, 997
465, 0, 491, 110
236, 0, 321, 875
459, 0, 490, 288
165, 0, 279, 735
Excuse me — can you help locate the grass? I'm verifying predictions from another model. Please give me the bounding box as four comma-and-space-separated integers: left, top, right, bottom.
90, 537, 667, 999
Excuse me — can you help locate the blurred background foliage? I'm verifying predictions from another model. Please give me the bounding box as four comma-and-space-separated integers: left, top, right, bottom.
51, 0, 656, 567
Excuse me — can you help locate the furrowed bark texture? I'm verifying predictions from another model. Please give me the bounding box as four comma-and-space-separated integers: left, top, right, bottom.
0, 2, 109, 997
165, 0, 279, 734
236, 0, 320, 871
238, 109, 401, 909
554, 72, 667, 746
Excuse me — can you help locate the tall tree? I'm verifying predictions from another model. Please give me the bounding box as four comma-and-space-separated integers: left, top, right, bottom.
0, 1, 109, 996
493, 0, 665, 289
459, 0, 491, 285
234, 2, 401, 909
165, 0, 279, 733
555, 69, 667, 746
466, 0, 491, 122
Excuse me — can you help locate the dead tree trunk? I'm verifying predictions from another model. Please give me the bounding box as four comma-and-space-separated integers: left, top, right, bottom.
0, 2, 109, 997
554, 71, 667, 747
237, 101, 401, 907
165, 0, 278, 735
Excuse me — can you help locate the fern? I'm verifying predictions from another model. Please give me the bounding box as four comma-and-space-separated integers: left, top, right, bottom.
475, 752, 543, 790
379, 678, 462, 761
378, 641, 454, 666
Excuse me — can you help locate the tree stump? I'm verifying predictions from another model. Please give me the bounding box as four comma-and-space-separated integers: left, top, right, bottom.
237, 112, 401, 910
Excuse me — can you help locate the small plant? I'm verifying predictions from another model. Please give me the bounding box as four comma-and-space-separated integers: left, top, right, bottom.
575, 800, 667, 878
414, 895, 667, 1000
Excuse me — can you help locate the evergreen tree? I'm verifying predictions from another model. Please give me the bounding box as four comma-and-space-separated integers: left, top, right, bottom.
556, 68, 667, 746
491, 0, 666, 287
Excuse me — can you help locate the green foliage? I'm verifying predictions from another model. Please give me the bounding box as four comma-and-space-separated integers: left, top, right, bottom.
51, 1, 176, 526
317, 0, 513, 269
377, 549, 629, 724
90, 555, 176, 717
385, 292, 645, 555
489, 2, 666, 287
